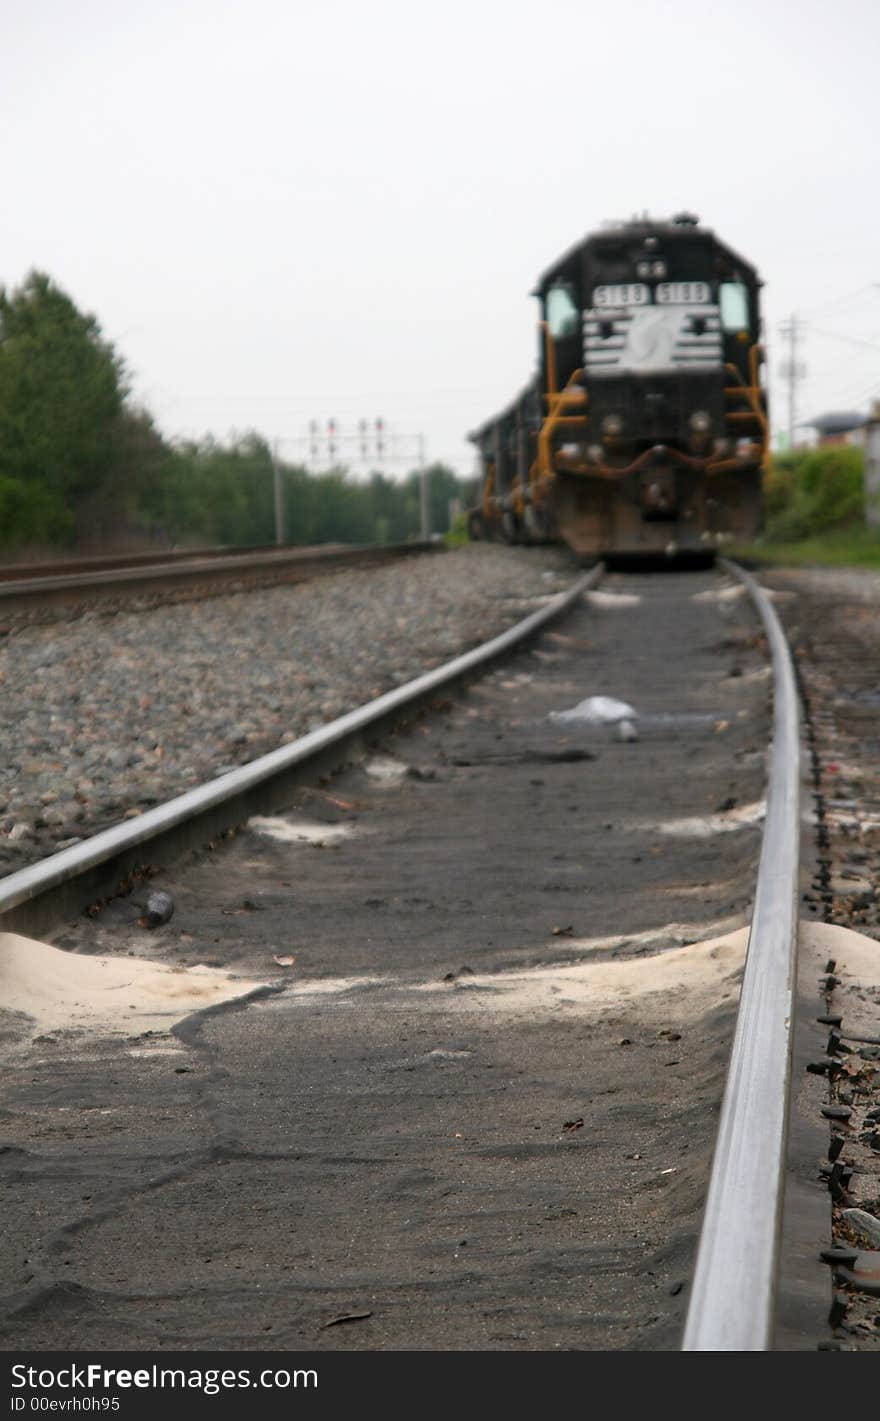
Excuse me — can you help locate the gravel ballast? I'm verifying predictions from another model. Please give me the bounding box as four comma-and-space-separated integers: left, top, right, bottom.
0, 545, 576, 875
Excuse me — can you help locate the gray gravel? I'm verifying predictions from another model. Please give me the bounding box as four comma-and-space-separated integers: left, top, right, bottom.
0, 545, 576, 876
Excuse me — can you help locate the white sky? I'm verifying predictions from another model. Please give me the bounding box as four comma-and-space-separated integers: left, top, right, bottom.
5, 0, 880, 475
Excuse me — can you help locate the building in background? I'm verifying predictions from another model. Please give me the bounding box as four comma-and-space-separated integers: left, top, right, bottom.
798, 411, 868, 448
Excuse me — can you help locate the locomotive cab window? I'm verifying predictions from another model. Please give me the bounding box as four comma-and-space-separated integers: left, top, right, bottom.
546, 283, 579, 339
720, 282, 749, 332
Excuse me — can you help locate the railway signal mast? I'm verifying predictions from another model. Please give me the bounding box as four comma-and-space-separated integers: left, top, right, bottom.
299, 420, 432, 538
305, 417, 387, 469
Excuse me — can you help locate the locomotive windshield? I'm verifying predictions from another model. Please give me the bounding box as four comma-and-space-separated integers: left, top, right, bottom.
546, 282, 579, 338
720, 281, 749, 331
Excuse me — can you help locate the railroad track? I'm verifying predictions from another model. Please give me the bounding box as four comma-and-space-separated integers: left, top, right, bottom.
0, 540, 435, 619
0, 560, 873, 1351
0, 541, 292, 581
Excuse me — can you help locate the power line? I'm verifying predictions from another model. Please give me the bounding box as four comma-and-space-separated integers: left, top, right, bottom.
810, 325, 880, 354
796, 283, 880, 322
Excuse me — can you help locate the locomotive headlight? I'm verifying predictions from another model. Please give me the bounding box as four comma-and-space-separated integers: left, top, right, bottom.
689, 410, 712, 433
601, 413, 623, 437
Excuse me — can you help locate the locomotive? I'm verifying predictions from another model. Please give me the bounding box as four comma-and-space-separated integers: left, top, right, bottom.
467, 214, 767, 558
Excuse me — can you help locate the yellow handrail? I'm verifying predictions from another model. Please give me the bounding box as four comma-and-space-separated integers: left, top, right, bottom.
719, 346, 768, 469
530, 323, 589, 502
481, 462, 496, 520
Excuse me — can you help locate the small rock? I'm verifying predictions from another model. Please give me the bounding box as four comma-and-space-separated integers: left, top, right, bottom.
821, 1105, 852, 1121
142, 891, 174, 928
617, 719, 638, 742
840, 1208, 880, 1250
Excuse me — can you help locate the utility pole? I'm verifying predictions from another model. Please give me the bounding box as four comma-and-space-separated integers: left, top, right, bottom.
271, 439, 284, 546
418, 433, 430, 541
866, 401, 880, 531
779, 314, 806, 450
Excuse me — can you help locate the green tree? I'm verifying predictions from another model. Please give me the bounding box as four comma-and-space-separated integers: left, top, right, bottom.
403, 462, 471, 535
139, 433, 275, 547
0, 271, 131, 544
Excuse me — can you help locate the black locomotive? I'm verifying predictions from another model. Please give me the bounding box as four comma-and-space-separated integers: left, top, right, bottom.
468, 214, 767, 558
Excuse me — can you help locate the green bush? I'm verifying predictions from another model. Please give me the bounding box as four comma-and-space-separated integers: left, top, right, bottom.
763, 446, 864, 542
445, 511, 470, 546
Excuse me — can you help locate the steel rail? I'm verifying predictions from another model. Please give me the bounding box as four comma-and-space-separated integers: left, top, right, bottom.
683, 559, 801, 1351
0, 541, 434, 607
0, 566, 602, 933
0, 541, 296, 581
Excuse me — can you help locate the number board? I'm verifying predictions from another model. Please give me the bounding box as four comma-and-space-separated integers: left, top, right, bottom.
656, 281, 711, 304
592, 284, 649, 308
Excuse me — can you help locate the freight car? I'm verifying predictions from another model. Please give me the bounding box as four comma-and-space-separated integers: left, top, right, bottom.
468, 214, 767, 558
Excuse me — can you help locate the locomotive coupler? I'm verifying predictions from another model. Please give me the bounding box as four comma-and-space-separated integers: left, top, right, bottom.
639, 459, 678, 519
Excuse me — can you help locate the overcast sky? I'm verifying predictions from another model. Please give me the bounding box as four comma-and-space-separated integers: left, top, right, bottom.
6, 0, 880, 476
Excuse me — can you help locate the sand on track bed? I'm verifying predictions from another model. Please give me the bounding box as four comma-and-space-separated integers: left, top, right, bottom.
295, 919, 878, 1027
0, 931, 266, 1038
2, 924, 751, 1046
413, 925, 750, 1019
6, 921, 875, 1045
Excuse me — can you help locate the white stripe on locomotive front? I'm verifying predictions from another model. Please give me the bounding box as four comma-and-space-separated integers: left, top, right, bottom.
581, 304, 724, 373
